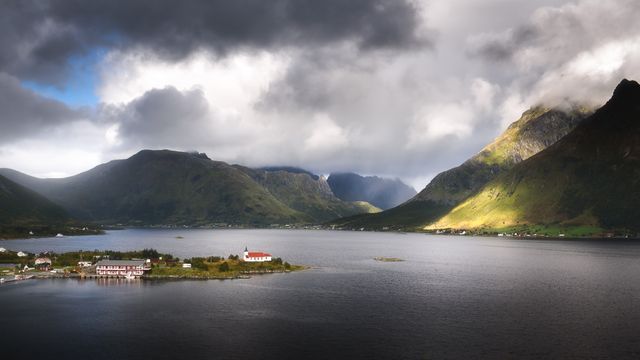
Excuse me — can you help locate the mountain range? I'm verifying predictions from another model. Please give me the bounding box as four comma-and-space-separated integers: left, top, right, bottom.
335, 79, 640, 236
3, 80, 639, 236
0, 150, 386, 226
429, 79, 640, 234
332, 105, 593, 230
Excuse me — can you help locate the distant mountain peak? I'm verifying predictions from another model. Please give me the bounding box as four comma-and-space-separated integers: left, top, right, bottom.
327, 172, 416, 210
583, 78, 640, 131
612, 78, 640, 100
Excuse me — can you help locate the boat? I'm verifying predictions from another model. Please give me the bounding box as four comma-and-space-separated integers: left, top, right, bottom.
124, 272, 136, 280
55, 233, 64, 238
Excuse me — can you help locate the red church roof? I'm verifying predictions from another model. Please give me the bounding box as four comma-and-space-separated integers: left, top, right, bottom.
247, 252, 271, 258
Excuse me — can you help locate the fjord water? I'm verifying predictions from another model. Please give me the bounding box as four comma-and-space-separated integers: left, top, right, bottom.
2, 230, 640, 359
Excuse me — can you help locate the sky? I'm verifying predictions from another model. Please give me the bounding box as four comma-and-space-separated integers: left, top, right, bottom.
1, 0, 639, 190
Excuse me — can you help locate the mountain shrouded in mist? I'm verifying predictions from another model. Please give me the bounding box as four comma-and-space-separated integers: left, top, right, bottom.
428, 79, 640, 234
332, 104, 593, 229
327, 173, 416, 210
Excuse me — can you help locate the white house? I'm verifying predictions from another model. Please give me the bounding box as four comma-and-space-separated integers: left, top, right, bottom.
17, 251, 28, 257
78, 261, 93, 267
0, 247, 6, 253
243, 247, 272, 262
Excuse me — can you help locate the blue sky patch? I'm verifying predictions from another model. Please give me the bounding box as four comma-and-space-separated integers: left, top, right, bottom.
22, 48, 106, 108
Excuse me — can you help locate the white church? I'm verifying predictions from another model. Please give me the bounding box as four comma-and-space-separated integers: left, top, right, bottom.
243, 247, 272, 262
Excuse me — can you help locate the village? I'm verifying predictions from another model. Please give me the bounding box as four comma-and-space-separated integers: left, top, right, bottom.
0, 246, 304, 282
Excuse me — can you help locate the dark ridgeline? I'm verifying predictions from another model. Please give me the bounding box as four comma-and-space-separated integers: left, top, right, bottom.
258, 166, 320, 180
327, 172, 416, 210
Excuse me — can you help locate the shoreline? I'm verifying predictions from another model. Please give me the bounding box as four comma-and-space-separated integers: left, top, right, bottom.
3, 227, 639, 242
2, 266, 310, 283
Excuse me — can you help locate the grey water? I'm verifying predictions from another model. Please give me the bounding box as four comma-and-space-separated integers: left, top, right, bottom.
2, 229, 640, 359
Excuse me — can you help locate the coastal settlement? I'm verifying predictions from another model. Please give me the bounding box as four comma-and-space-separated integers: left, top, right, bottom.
0, 247, 304, 282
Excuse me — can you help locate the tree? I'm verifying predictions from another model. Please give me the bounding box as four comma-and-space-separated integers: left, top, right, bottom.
191, 257, 208, 271
141, 248, 160, 259
284, 262, 291, 270
218, 262, 230, 272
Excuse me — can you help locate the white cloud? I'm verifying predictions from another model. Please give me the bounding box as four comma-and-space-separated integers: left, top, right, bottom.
408, 102, 475, 148
0, 120, 111, 178
98, 50, 289, 112
472, 0, 640, 108
471, 78, 499, 112
304, 113, 349, 153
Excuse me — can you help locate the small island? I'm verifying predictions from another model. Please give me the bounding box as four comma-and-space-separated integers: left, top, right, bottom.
373, 257, 405, 262
0, 248, 306, 282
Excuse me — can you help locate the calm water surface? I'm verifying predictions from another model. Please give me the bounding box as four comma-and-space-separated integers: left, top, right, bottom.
2, 229, 640, 359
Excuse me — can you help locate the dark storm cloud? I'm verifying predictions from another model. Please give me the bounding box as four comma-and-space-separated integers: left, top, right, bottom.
469, 26, 538, 61
104, 86, 217, 149
0, 1, 82, 84
0, 73, 83, 143
0, 0, 428, 85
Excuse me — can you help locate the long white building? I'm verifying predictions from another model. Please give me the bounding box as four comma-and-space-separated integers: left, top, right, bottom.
95, 260, 149, 277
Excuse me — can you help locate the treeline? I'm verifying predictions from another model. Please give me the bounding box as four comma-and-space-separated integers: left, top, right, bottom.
183, 255, 291, 272
0, 248, 173, 267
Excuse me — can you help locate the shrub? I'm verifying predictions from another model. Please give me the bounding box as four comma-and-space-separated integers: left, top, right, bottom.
191, 258, 209, 271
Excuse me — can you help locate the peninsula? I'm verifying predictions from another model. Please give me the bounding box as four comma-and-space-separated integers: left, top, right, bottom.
0, 248, 306, 281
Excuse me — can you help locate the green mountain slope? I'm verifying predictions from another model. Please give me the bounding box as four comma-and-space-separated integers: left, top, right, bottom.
237, 167, 381, 222
0, 174, 68, 225
3, 150, 306, 225
332, 105, 592, 230
430, 79, 640, 234
1, 150, 377, 225
326, 172, 416, 210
